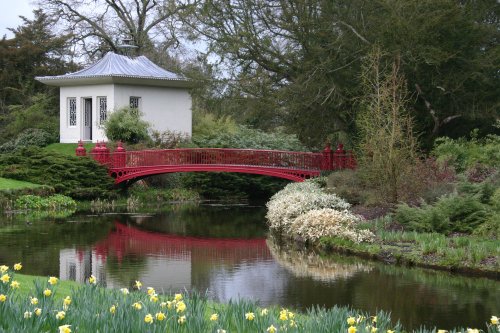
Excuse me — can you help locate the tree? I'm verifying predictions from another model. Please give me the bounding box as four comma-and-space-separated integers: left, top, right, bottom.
103, 107, 150, 144
41, 0, 190, 59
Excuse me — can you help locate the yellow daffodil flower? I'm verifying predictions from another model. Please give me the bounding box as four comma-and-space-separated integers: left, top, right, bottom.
174, 293, 183, 301
176, 301, 186, 313
0, 294, 6, 302
372, 316, 377, 323
0, 265, 8, 273
24, 311, 32, 319
348, 326, 357, 333
144, 313, 153, 324
34, 308, 42, 316
160, 302, 167, 308
13, 263, 22, 271
178, 315, 186, 325
1, 274, 10, 284
288, 311, 295, 319
289, 320, 297, 328
56, 311, 66, 320
387, 330, 395, 333
261, 308, 268, 316
245, 312, 255, 321
30, 297, 39, 305
210, 313, 218, 321
132, 302, 142, 310
155, 312, 166, 321
48, 276, 59, 285
166, 301, 173, 309
58, 324, 71, 333
147, 287, 155, 296
63, 296, 71, 306
371, 327, 378, 333
110, 305, 116, 314
43, 289, 52, 297
135, 280, 142, 290
10, 280, 20, 289
279, 309, 288, 321
150, 294, 158, 303
492, 316, 499, 325
267, 325, 277, 333
88, 275, 96, 284
120, 288, 129, 295
347, 316, 356, 326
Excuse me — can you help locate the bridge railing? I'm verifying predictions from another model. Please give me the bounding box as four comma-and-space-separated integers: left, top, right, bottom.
77, 141, 356, 172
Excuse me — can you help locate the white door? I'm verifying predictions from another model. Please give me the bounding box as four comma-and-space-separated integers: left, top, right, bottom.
83, 98, 92, 141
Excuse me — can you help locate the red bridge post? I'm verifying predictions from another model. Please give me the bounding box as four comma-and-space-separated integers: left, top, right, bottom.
75, 140, 86, 156
322, 144, 333, 170
113, 141, 126, 168
333, 143, 346, 169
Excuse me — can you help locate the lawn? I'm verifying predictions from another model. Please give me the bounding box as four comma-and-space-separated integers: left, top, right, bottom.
0, 178, 42, 190
43, 143, 94, 157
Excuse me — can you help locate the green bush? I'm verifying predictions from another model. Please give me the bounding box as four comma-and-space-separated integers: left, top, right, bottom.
0, 148, 116, 200
15, 194, 76, 210
103, 107, 150, 144
0, 128, 55, 153
395, 194, 490, 234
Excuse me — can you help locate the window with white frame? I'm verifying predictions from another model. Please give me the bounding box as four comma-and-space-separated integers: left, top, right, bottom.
98, 96, 107, 125
68, 97, 77, 127
129, 96, 141, 109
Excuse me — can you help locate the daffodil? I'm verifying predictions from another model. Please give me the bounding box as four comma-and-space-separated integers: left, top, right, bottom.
133, 302, 142, 310
144, 313, 153, 324
261, 308, 269, 316
59, 324, 71, 333
147, 287, 155, 296
1, 274, 10, 284
10, 280, 20, 289
88, 275, 96, 284
348, 326, 357, 333
160, 302, 167, 308
176, 301, 186, 313
0, 265, 8, 273
43, 289, 52, 297
13, 263, 22, 271
210, 313, 218, 321
120, 288, 129, 295
63, 296, 71, 306
0, 294, 6, 302
371, 327, 378, 333
30, 297, 39, 305
135, 280, 142, 289
110, 304, 117, 314
279, 309, 288, 321
288, 311, 295, 319
150, 294, 158, 303
48, 276, 59, 285
347, 316, 356, 326
387, 330, 395, 333
56, 311, 66, 320
166, 301, 173, 309
267, 325, 277, 333
372, 316, 377, 323
245, 312, 255, 321
289, 320, 297, 328
174, 293, 183, 301
357, 315, 366, 324
24, 311, 32, 319
178, 315, 186, 325
155, 312, 166, 321
437, 330, 447, 333
492, 316, 499, 325
466, 329, 479, 333
34, 308, 42, 316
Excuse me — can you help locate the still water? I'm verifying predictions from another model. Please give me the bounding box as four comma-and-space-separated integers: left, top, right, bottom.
0, 204, 498, 330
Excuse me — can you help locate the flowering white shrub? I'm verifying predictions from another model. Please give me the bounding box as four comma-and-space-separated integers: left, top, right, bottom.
291, 208, 375, 243
266, 181, 350, 231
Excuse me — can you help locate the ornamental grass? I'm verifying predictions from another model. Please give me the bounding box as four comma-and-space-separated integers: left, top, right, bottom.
0, 263, 498, 332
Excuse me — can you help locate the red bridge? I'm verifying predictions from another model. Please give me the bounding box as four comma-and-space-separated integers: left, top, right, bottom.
76, 141, 356, 184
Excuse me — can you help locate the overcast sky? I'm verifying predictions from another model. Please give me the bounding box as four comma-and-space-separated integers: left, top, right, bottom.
0, 0, 35, 38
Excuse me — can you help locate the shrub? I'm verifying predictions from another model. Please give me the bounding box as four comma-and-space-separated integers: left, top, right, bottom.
15, 194, 76, 210
150, 130, 191, 149
103, 107, 150, 144
0, 148, 116, 200
266, 181, 350, 232
291, 208, 375, 243
0, 128, 54, 153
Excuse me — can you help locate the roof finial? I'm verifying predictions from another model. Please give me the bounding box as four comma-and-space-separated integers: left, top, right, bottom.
117, 38, 138, 57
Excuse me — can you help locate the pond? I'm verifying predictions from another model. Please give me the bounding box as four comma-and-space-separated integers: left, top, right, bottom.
0, 204, 498, 330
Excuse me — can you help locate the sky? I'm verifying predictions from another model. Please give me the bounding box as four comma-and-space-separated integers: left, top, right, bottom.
0, 0, 35, 38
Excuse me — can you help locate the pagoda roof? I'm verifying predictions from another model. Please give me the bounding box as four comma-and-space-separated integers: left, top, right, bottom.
35, 52, 192, 88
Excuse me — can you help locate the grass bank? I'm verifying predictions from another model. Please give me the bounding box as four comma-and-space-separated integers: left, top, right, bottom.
318, 218, 499, 278
0, 270, 497, 333
0, 178, 43, 190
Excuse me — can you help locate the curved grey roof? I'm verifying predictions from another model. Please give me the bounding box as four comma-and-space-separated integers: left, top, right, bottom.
36, 52, 192, 88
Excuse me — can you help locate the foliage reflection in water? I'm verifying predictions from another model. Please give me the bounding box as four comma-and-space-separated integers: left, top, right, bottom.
0, 204, 498, 331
